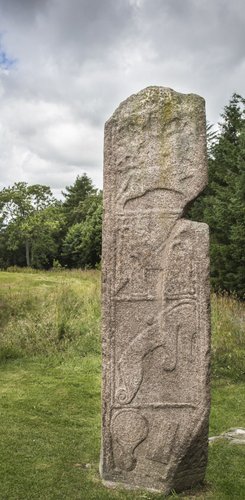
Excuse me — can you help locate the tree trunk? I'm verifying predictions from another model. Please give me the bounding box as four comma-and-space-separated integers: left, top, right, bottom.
25, 240, 30, 267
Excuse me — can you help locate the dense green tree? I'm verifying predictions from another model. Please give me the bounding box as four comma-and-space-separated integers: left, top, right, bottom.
22, 203, 65, 268
62, 174, 96, 226
189, 93, 245, 298
60, 174, 102, 268
0, 176, 102, 270
0, 182, 57, 267
62, 193, 102, 268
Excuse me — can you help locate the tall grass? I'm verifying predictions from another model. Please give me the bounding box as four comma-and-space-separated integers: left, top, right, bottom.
211, 293, 245, 382
0, 271, 244, 384
0, 271, 100, 360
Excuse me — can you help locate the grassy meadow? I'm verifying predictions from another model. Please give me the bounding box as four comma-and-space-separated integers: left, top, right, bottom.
0, 269, 244, 499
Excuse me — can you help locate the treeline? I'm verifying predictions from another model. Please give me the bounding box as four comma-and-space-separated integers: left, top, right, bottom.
188, 93, 245, 299
0, 93, 244, 297
0, 174, 102, 270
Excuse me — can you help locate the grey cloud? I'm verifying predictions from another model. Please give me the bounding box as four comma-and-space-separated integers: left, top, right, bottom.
0, 0, 49, 24
0, 0, 244, 192
140, 0, 245, 60
46, 0, 135, 55
0, 0, 137, 64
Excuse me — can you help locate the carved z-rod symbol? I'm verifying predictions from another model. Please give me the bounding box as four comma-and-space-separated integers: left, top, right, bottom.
147, 421, 179, 464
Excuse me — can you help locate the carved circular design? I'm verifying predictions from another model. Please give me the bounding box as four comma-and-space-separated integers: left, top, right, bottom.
112, 410, 148, 445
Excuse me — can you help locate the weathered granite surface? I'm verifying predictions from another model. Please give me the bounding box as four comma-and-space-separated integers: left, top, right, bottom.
101, 86, 210, 494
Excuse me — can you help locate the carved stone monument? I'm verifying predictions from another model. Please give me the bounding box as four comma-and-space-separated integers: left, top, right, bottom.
101, 86, 210, 494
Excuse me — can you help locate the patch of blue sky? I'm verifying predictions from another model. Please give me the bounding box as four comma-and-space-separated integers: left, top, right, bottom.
0, 49, 17, 69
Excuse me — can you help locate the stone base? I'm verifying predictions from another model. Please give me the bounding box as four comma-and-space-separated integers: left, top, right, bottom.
101, 475, 206, 496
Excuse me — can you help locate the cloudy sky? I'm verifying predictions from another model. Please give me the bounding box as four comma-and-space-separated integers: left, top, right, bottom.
0, 0, 244, 196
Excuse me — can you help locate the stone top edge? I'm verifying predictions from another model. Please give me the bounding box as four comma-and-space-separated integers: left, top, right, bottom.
105, 86, 205, 125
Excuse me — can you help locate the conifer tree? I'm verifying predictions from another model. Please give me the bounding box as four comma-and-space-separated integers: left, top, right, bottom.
189, 93, 245, 298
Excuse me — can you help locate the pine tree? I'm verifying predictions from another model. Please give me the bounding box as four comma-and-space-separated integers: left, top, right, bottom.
61, 174, 102, 268
188, 93, 245, 298
62, 174, 96, 226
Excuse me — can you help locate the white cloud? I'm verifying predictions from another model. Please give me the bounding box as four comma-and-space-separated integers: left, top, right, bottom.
0, 0, 244, 195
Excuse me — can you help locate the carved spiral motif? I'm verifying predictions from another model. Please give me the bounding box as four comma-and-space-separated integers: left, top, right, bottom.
116, 388, 128, 404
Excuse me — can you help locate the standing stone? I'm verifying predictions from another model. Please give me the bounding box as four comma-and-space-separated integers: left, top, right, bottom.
101, 87, 210, 494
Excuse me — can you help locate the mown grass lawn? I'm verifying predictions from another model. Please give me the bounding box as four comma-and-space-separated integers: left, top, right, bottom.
0, 270, 244, 499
